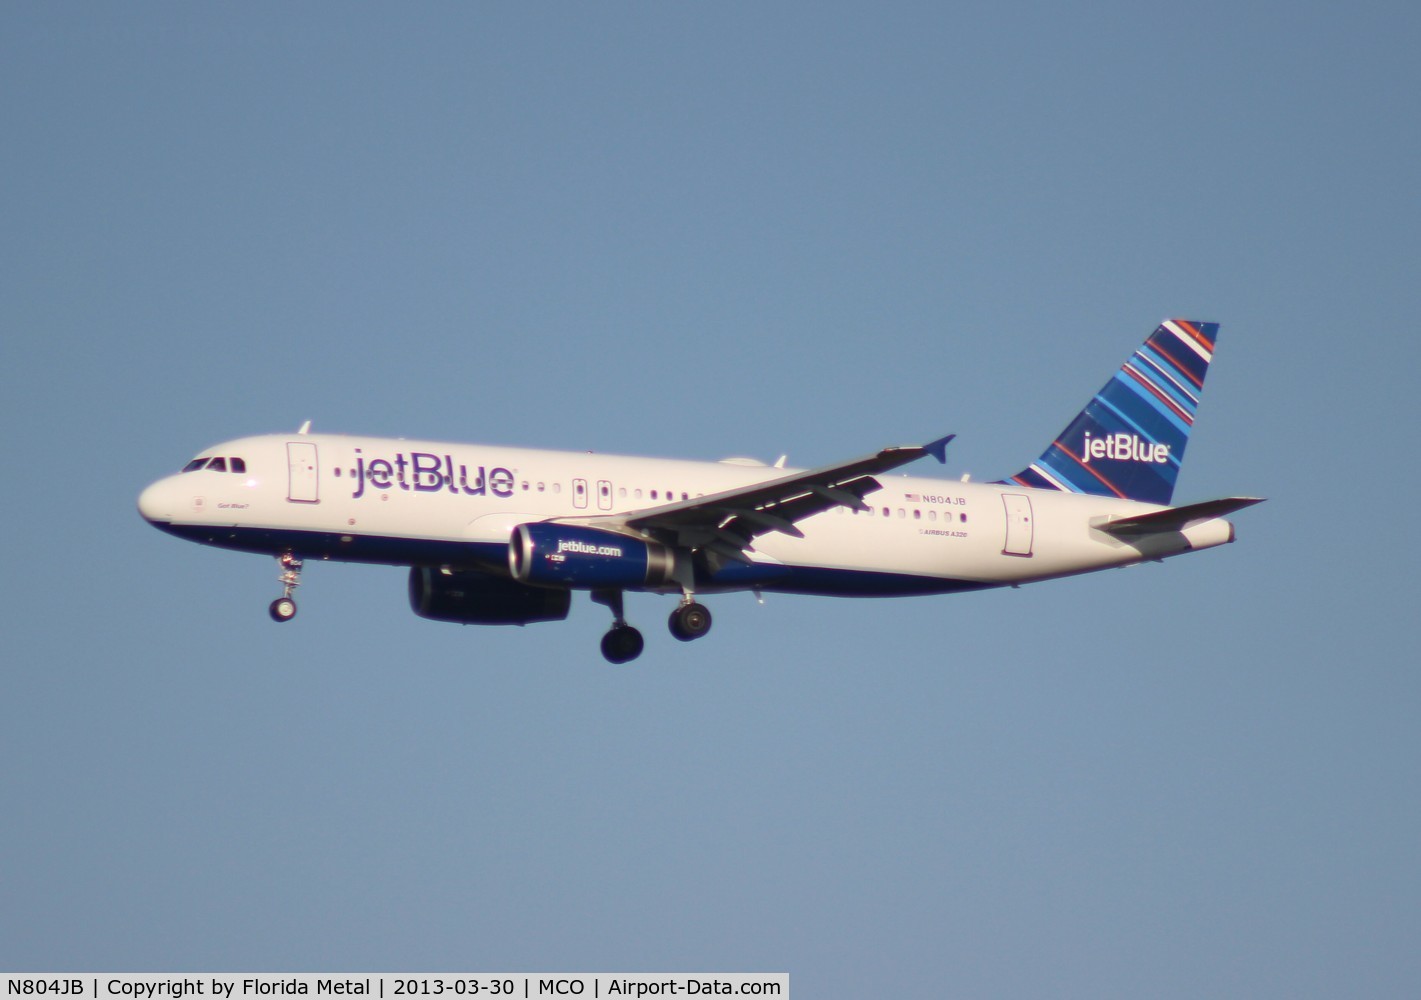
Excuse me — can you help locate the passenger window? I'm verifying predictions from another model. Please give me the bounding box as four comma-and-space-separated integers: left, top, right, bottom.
208, 457, 227, 473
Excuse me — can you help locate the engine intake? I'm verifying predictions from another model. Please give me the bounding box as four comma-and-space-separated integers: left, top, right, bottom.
510, 523, 677, 589
409, 567, 571, 625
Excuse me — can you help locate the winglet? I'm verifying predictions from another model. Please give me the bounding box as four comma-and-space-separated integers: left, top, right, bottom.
924, 434, 955, 464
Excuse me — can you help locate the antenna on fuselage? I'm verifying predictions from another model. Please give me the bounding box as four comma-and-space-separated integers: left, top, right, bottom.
297, 420, 312, 435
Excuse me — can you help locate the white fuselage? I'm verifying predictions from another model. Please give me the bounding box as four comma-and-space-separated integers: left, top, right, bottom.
138, 432, 1233, 597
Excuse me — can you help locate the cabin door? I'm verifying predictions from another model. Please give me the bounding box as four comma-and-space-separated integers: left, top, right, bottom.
287, 442, 320, 503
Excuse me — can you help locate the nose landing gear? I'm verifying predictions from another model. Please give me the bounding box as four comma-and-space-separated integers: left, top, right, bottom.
268, 552, 303, 622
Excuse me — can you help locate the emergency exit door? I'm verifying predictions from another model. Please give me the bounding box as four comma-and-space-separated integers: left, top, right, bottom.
1001, 493, 1033, 557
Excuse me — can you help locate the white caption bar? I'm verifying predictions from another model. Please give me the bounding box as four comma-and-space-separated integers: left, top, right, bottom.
5, 976, 788, 1000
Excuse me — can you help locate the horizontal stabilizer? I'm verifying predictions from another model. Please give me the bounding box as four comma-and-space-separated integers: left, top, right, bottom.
1099, 496, 1265, 536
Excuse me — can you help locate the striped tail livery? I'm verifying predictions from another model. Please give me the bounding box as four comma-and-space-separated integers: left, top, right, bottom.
999, 319, 1218, 505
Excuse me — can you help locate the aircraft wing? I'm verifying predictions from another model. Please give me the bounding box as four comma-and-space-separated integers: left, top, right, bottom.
557, 435, 954, 564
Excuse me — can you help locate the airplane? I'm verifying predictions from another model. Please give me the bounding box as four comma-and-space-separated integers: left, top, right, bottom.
138, 319, 1262, 663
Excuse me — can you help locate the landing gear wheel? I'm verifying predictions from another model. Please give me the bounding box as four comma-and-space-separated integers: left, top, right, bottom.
269, 596, 297, 622
270, 551, 303, 623
601, 625, 645, 664
669, 602, 712, 642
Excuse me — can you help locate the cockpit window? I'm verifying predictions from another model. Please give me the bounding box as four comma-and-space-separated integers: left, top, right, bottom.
181, 455, 248, 474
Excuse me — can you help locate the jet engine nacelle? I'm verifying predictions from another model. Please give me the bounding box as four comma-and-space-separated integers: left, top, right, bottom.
510, 523, 677, 589
409, 566, 571, 625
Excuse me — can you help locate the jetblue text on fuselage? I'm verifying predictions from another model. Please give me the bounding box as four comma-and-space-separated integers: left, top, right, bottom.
350, 450, 515, 499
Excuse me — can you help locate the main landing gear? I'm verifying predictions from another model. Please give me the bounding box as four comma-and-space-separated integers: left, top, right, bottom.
593, 589, 643, 664
268, 551, 303, 622
593, 589, 713, 663
669, 598, 712, 642
601, 623, 645, 664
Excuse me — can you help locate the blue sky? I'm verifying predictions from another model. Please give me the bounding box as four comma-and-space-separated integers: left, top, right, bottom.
3, 3, 1418, 996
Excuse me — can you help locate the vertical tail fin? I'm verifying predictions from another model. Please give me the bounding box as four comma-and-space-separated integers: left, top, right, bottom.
996, 319, 1220, 505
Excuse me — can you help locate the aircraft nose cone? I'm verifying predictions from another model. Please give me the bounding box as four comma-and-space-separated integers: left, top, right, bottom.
138, 478, 175, 523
